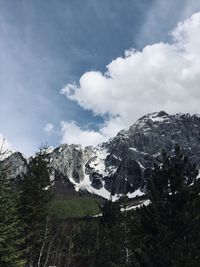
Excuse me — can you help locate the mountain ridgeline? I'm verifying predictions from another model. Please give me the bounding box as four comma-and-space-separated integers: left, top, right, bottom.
3, 111, 200, 199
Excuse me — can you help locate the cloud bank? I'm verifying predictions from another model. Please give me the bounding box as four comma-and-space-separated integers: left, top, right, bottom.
60, 121, 106, 147
61, 12, 200, 146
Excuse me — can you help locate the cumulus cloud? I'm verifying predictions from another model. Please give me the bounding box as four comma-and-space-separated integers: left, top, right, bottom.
44, 123, 54, 135
61, 12, 200, 146
61, 121, 106, 147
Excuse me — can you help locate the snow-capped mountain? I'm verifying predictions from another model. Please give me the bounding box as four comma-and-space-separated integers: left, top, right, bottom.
2, 111, 200, 199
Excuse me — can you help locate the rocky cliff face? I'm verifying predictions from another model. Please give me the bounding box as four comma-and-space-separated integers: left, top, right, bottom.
102, 111, 200, 197
2, 111, 200, 199
1, 152, 27, 179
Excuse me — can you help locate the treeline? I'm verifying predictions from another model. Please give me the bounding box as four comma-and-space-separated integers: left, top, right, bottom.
0, 149, 52, 267
0, 146, 200, 266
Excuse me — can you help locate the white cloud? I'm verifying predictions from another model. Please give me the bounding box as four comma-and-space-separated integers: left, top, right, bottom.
61, 121, 106, 147
61, 12, 200, 146
44, 123, 54, 135
136, 0, 200, 48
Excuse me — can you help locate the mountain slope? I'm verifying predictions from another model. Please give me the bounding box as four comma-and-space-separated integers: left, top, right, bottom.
2, 111, 200, 199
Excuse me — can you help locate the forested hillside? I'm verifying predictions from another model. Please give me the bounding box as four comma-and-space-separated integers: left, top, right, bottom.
0, 145, 199, 266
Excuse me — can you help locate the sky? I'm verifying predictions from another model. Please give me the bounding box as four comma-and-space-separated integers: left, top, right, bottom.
0, 0, 200, 155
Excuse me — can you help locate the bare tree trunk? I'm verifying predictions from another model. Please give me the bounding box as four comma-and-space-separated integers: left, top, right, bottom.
37, 216, 49, 267
58, 253, 61, 267
67, 238, 74, 267
123, 205, 131, 265
53, 238, 62, 266
43, 234, 56, 267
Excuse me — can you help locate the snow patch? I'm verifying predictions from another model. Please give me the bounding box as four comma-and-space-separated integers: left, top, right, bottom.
127, 189, 144, 198
89, 147, 109, 176
43, 146, 54, 154
111, 189, 144, 201
67, 164, 112, 199
129, 147, 138, 152
138, 161, 145, 169
121, 199, 150, 212
150, 116, 166, 122
130, 147, 148, 156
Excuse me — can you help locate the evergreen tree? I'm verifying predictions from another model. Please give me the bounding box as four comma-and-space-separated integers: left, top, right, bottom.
95, 200, 124, 267
132, 145, 200, 267
20, 148, 52, 267
0, 162, 25, 267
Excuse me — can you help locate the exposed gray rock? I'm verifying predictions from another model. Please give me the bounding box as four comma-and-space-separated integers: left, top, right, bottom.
2, 111, 200, 199
1, 152, 27, 179
50, 144, 93, 183
103, 111, 200, 193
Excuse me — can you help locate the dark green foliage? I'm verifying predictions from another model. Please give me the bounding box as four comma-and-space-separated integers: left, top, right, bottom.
19, 148, 52, 267
72, 219, 99, 266
100, 199, 121, 228
1, 144, 199, 267
132, 145, 200, 267
94, 200, 125, 267
41, 217, 100, 267
0, 163, 25, 267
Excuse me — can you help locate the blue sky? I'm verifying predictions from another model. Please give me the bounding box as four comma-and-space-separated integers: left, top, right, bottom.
0, 0, 200, 155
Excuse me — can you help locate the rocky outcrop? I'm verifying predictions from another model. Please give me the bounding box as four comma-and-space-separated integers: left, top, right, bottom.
2, 111, 200, 199
1, 152, 27, 179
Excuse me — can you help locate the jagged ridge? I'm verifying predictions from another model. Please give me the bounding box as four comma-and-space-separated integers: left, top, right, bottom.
2, 111, 200, 199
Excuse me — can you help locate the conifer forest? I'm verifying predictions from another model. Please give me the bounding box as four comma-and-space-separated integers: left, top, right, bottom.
0, 146, 199, 267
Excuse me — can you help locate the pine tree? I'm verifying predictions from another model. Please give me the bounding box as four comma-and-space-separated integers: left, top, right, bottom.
95, 200, 124, 267
19, 148, 52, 267
133, 145, 200, 266
0, 162, 25, 267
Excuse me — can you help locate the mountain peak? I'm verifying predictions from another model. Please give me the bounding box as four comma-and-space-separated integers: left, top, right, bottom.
157, 110, 169, 117
3, 110, 200, 200
134, 111, 170, 128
